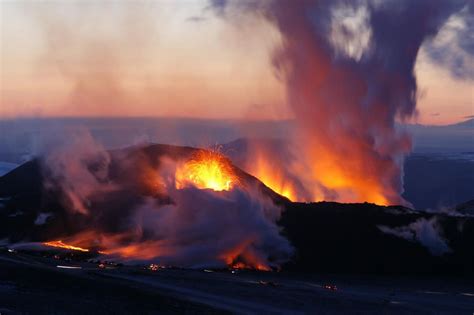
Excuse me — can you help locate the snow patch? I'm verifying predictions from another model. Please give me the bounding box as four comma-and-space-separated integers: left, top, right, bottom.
0, 162, 18, 177
34, 213, 53, 225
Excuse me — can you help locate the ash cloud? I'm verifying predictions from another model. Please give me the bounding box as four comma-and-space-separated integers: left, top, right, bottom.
423, 3, 474, 80
211, 0, 471, 205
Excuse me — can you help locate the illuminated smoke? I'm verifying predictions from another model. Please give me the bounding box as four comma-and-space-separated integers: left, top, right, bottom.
378, 217, 451, 255
40, 130, 292, 269
40, 127, 113, 214
117, 185, 293, 268
212, 0, 469, 205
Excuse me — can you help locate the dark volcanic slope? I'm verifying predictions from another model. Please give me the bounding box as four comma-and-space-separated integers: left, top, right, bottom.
280, 202, 474, 275
0, 144, 285, 242
0, 144, 473, 275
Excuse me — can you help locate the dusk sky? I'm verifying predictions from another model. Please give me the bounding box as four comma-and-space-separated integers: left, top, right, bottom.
1, 0, 472, 125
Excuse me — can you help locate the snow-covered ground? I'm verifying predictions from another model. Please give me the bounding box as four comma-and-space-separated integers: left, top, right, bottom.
0, 162, 18, 177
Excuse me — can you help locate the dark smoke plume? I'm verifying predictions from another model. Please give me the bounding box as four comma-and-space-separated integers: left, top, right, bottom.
211, 0, 471, 205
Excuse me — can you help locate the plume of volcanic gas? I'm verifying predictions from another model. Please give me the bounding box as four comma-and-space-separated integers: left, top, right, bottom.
40, 127, 114, 214
40, 131, 292, 269
227, 138, 311, 202
213, 0, 468, 205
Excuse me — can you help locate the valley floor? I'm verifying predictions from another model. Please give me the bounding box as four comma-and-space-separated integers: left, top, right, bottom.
0, 250, 473, 314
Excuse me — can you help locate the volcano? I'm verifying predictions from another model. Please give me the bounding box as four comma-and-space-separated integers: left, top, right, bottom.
0, 143, 473, 275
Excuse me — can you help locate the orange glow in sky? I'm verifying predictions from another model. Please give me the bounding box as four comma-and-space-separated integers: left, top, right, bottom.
0, 1, 471, 125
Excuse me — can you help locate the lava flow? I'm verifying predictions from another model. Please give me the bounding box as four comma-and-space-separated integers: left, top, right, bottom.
175, 150, 238, 191
250, 152, 297, 201
43, 240, 90, 252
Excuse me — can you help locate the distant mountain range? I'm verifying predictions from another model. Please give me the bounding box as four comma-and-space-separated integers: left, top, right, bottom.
403, 118, 474, 129
447, 118, 474, 129
0, 117, 472, 164
403, 118, 473, 153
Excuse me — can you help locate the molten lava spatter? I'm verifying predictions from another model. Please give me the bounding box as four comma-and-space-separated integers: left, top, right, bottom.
36, 145, 291, 271
250, 152, 297, 201
43, 240, 90, 252
175, 150, 237, 191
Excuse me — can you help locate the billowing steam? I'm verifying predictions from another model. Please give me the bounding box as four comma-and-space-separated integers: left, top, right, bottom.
212, 0, 470, 205
378, 217, 451, 255
111, 186, 292, 268
41, 127, 113, 214
40, 130, 292, 269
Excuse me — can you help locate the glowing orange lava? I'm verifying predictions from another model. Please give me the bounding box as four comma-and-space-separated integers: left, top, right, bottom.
220, 241, 272, 271
43, 240, 90, 252
245, 144, 391, 205
305, 147, 390, 205
230, 261, 271, 271
175, 150, 237, 191
249, 152, 297, 201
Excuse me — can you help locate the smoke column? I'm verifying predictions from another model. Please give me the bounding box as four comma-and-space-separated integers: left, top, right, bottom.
212, 0, 469, 205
